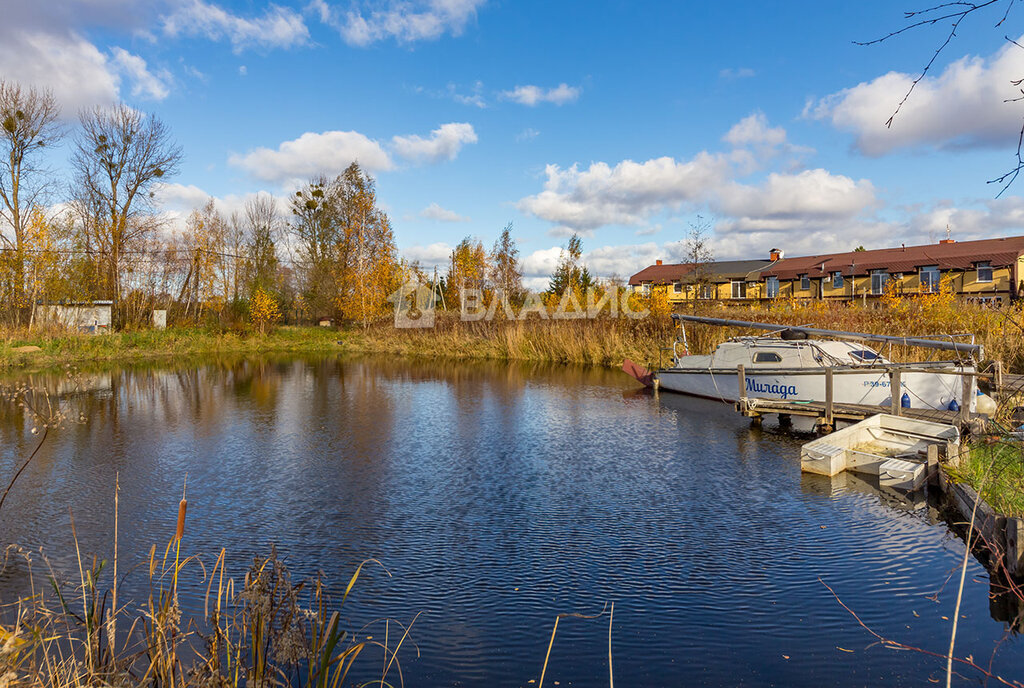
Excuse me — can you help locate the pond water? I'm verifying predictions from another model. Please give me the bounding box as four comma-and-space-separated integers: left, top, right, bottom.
0, 355, 1022, 686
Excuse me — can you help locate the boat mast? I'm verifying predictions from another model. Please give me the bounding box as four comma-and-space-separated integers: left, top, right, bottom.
670, 314, 982, 357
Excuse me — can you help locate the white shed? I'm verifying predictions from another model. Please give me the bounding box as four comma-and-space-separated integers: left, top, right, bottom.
36, 301, 113, 334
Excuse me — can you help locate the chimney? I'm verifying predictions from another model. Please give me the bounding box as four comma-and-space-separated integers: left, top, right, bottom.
939, 238, 956, 244
655, 259, 663, 265
769, 248, 784, 262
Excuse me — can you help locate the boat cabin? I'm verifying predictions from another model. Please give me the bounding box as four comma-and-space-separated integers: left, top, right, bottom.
674, 338, 890, 370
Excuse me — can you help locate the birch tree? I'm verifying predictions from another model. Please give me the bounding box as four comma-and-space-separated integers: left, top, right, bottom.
0, 80, 62, 322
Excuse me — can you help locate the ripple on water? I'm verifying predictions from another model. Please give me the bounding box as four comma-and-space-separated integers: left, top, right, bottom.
0, 356, 1019, 687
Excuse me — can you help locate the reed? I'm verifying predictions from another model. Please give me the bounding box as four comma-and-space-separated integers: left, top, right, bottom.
0, 521, 418, 687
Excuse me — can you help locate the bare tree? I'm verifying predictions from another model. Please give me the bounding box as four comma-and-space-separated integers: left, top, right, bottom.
861, 1, 1023, 193
71, 104, 182, 324
244, 193, 280, 295
0, 80, 62, 322
683, 215, 715, 306
489, 221, 524, 305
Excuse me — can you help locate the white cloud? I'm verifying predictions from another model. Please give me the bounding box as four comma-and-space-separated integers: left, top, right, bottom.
391, 122, 477, 163
154, 182, 294, 234
714, 169, 878, 223
230, 122, 478, 184
229, 130, 394, 184
501, 83, 581, 106
162, 0, 309, 52
807, 35, 1024, 155
517, 153, 734, 232
401, 242, 453, 270
0, 31, 120, 111
239, 65, 248, 76
723, 111, 786, 148
315, 0, 485, 46
419, 202, 469, 222
521, 246, 564, 280
516, 127, 540, 142
109, 47, 172, 100
415, 81, 486, 108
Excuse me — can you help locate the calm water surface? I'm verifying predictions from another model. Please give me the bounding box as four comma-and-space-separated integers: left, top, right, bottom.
1, 355, 1022, 686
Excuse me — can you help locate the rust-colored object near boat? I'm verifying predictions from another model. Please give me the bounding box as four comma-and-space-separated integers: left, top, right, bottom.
622, 359, 654, 387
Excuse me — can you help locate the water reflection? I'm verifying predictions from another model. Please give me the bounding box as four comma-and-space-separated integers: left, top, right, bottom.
0, 354, 1022, 686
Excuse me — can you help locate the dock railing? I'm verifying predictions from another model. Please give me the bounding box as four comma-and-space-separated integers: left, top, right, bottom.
735, 362, 978, 431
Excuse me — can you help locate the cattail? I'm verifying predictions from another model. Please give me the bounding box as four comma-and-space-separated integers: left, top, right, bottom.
175, 497, 187, 541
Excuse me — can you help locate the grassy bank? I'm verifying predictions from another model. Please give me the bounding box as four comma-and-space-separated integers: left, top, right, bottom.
0, 326, 343, 371
1, 297, 1023, 374
947, 441, 1024, 518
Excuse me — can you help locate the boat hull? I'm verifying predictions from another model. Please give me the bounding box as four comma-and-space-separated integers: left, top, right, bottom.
656, 366, 975, 412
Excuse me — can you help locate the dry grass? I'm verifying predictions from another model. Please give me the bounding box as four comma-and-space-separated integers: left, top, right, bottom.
0, 541, 418, 688
340, 297, 1024, 371
340, 313, 675, 369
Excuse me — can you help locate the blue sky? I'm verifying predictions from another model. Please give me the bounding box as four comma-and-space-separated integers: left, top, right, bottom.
5, 0, 1024, 287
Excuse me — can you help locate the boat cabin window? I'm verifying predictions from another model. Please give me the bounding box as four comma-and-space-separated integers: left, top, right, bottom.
849, 350, 880, 362
752, 352, 783, 363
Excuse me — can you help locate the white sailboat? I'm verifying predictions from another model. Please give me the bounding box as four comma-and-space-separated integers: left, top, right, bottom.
645, 315, 984, 413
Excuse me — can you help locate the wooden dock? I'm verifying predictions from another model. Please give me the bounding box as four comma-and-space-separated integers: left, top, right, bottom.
735, 364, 973, 433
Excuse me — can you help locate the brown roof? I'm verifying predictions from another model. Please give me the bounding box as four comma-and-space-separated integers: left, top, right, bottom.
761, 236, 1024, 281
628, 262, 695, 286
629, 260, 772, 285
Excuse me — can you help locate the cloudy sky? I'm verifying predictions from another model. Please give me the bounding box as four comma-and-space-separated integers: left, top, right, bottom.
6, 0, 1024, 288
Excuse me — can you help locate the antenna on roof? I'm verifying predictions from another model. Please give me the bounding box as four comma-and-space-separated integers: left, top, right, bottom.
946, 224, 952, 241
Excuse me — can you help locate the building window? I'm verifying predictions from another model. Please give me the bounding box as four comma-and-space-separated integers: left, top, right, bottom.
642, 283, 651, 296
870, 270, 889, 295
673, 281, 682, 293
833, 272, 844, 288
800, 274, 810, 290
977, 261, 993, 283
920, 265, 940, 293
731, 280, 747, 299
766, 276, 779, 298
698, 284, 714, 300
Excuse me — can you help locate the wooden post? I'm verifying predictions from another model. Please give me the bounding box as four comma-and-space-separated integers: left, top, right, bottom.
961, 371, 972, 427
995, 360, 1004, 394
1007, 518, 1024, 578
824, 367, 834, 431
737, 364, 747, 411
890, 368, 902, 416
926, 443, 939, 486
